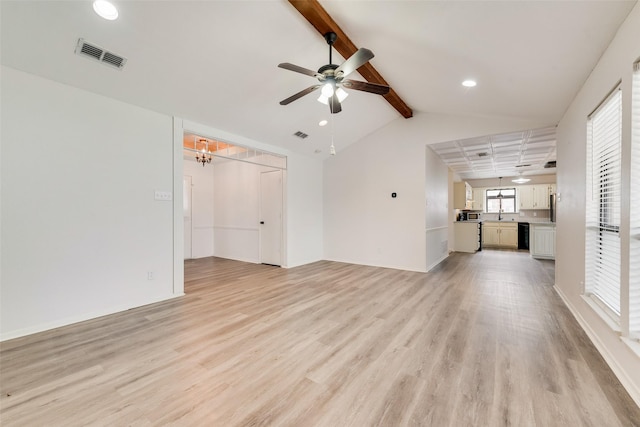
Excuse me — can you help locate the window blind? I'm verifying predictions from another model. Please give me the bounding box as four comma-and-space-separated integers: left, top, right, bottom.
585, 86, 622, 316
630, 62, 640, 336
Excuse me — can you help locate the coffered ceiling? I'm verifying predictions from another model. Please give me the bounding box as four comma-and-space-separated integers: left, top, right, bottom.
430, 126, 557, 180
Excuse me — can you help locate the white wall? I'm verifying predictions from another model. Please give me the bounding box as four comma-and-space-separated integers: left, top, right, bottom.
555, 3, 640, 404
425, 146, 450, 271
286, 154, 324, 268
324, 112, 547, 272
1, 67, 177, 340
0, 69, 325, 340
184, 157, 215, 258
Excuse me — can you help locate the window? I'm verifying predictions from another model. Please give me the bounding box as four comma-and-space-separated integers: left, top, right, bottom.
585, 85, 622, 317
486, 188, 516, 213
630, 61, 640, 337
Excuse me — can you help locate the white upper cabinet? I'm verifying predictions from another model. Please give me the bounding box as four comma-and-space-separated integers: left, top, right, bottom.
472, 188, 485, 211
454, 182, 473, 209
518, 185, 535, 210
518, 183, 555, 210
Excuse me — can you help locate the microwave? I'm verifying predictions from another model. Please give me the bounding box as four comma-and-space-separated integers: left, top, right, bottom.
461, 212, 481, 220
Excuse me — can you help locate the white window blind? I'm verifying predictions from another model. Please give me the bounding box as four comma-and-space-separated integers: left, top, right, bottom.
630, 62, 640, 336
585, 86, 622, 316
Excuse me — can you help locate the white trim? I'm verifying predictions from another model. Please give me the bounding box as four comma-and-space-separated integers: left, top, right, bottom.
621, 337, 640, 358
582, 294, 621, 332
425, 225, 448, 232
173, 117, 185, 295
0, 293, 183, 342
214, 225, 260, 232
426, 254, 449, 272
554, 285, 640, 408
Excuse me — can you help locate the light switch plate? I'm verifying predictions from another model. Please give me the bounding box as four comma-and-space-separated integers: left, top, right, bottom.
154, 190, 172, 201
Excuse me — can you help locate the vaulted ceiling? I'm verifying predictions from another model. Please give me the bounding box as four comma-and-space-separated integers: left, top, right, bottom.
1, 1, 636, 173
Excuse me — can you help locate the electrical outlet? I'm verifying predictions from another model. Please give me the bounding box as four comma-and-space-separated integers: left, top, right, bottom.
147, 271, 154, 280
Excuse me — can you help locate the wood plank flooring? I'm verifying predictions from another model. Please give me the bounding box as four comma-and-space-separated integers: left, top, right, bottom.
1, 250, 640, 426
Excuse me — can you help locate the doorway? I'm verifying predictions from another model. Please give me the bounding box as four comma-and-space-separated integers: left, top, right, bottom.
180, 130, 287, 268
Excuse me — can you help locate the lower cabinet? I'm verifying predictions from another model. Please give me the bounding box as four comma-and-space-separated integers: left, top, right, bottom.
530, 223, 556, 259
454, 222, 481, 253
482, 222, 517, 248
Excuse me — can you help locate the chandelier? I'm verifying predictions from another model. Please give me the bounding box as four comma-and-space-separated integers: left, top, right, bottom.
195, 139, 212, 166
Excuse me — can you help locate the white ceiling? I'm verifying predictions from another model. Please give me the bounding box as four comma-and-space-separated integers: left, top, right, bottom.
1, 1, 636, 172
430, 125, 557, 180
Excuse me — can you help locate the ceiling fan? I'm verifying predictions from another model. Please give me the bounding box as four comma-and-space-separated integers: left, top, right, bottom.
278, 32, 390, 114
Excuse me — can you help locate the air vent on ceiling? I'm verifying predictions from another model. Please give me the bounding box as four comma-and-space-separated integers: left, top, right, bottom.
515, 164, 532, 168
544, 160, 557, 168
477, 152, 488, 157
293, 131, 308, 139
75, 38, 127, 70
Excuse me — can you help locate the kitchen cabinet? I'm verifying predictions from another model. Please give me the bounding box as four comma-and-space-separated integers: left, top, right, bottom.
454, 182, 473, 209
519, 184, 556, 210
472, 188, 485, 211
533, 184, 551, 209
530, 223, 556, 259
454, 221, 481, 253
482, 222, 517, 248
518, 186, 535, 210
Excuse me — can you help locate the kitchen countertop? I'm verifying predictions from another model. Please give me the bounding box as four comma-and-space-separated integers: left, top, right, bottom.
482, 219, 555, 224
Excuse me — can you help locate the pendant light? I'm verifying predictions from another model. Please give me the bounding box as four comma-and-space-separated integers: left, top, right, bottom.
497, 177, 503, 198
512, 172, 531, 184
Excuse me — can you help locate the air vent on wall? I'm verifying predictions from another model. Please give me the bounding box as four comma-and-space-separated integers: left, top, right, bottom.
293, 131, 308, 139
544, 160, 557, 168
75, 38, 127, 70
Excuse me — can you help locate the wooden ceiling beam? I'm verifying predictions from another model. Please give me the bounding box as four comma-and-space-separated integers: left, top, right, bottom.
287, 0, 413, 119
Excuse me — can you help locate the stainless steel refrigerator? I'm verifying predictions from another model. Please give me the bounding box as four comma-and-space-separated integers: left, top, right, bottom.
550, 193, 557, 222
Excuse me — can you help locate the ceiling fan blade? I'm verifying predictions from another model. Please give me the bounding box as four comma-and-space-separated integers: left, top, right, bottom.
341, 79, 390, 95
328, 94, 342, 114
335, 48, 374, 78
279, 85, 321, 105
278, 63, 323, 79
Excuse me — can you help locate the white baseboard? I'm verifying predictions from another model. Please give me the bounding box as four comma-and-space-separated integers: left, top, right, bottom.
426, 253, 449, 272
0, 292, 184, 342
553, 285, 640, 408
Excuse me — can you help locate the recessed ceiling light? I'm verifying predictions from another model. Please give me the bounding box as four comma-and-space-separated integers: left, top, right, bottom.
318, 120, 328, 127
93, 0, 118, 20
462, 79, 477, 88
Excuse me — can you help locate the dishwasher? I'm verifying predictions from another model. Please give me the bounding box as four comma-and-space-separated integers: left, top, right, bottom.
518, 222, 530, 250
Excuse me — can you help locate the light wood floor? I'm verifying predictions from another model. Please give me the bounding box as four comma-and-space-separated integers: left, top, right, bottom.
1, 251, 639, 426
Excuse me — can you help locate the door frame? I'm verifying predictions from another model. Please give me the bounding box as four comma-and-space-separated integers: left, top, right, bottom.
172, 118, 289, 294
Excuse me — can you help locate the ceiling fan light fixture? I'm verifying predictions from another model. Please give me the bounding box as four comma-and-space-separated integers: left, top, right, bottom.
317, 94, 329, 105
336, 87, 348, 103
321, 83, 334, 98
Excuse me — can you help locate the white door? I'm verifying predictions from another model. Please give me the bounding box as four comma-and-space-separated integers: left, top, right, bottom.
183, 175, 192, 259
260, 170, 283, 266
